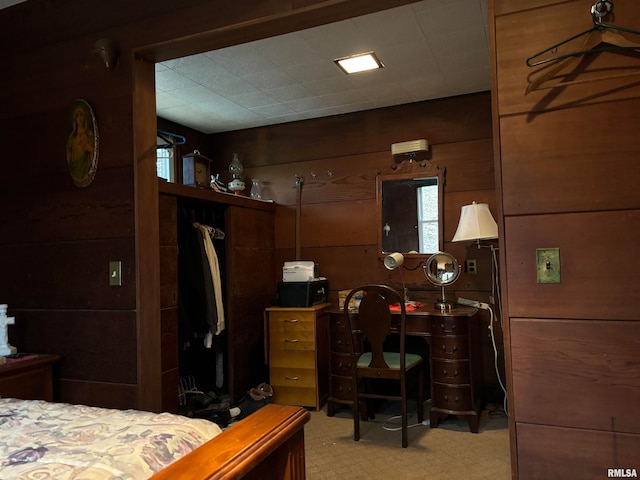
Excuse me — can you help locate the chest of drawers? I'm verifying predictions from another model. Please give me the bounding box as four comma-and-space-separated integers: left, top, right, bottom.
264, 304, 329, 409
429, 313, 483, 433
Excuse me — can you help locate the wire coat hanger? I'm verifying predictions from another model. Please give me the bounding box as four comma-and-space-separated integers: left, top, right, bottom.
526, 1, 640, 67
525, 1, 640, 93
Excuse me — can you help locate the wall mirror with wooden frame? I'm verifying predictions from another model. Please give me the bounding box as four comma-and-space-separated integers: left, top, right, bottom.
377, 167, 445, 258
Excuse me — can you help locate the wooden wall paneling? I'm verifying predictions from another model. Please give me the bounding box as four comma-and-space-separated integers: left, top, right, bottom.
135, 0, 420, 64
242, 151, 386, 207
159, 247, 178, 308
57, 380, 138, 410
10, 310, 138, 406
274, 205, 296, 250
493, 0, 572, 17
225, 206, 275, 399
160, 308, 178, 374
500, 99, 640, 216
517, 423, 640, 480
430, 139, 495, 193
505, 210, 640, 321
480, 322, 506, 403
133, 57, 163, 411
299, 200, 377, 248
16, 311, 138, 384
214, 93, 493, 169
1, 239, 136, 310
158, 193, 179, 412
493, 1, 640, 477
495, 2, 640, 117
0, 167, 135, 245
242, 137, 493, 209
161, 305, 179, 412
511, 318, 640, 433
161, 368, 180, 413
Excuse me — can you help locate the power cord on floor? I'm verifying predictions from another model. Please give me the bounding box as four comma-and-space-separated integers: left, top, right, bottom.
382, 413, 429, 432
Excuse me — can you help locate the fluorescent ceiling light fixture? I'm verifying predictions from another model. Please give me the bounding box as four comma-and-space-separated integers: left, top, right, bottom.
334, 52, 384, 74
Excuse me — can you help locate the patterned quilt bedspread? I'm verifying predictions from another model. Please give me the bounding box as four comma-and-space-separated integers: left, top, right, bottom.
0, 397, 222, 479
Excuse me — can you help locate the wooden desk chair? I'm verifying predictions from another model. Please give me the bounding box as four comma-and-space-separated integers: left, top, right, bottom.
343, 284, 424, 448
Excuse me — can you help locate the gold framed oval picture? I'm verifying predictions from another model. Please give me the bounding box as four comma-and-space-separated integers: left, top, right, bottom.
66, 99, 99, 187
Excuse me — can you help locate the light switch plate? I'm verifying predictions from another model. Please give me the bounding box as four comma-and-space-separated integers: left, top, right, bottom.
536, 248, 560, 284
109, 261, 122, 286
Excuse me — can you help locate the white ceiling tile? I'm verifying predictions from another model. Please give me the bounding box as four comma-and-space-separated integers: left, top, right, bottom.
149, 0, 490, 133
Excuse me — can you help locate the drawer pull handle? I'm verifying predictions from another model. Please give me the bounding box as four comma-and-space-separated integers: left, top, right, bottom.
285, 319, 300, 323
452, 324, 456, 330
443, 369, 447, 375
444, 395, 448, 401
453, 346, 457, 351
285, 376, 300, 381
454, 370, 459, 376
285, 339, 300, 343
440, 323, 445, 329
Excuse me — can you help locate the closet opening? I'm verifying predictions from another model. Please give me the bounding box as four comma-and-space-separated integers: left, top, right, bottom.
176, 199, 229, 406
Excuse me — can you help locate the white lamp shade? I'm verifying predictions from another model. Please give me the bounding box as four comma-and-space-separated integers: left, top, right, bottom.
452, 202, 498, 242
383, 252, 404, 270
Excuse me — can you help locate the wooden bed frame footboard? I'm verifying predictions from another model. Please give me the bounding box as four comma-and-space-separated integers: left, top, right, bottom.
151, 404, 310, 480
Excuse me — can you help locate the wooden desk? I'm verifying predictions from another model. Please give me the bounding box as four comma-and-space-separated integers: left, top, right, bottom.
0, 354, 60, 401
327, 306, 483, 433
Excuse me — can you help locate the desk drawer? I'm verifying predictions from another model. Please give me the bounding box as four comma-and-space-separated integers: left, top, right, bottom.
330, 352, 354, 375
431, 316, 468, 335
329, 317, 351, 352
330, 375, 355, 401
273, 385, 318, 408
270, 366, 318, 389
431, 359, 470, 385
269, 349, 316, 368
431, 335, 469, 360
269, 312, 316, 350
432, 384, 472, 411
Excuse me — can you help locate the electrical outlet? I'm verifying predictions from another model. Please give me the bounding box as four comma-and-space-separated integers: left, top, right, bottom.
465, 259, 477, 274
536, 248, 560, 284
109, 261, 122, 286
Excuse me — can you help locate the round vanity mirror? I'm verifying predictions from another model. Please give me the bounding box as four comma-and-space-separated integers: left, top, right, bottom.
423, 251, 461, 311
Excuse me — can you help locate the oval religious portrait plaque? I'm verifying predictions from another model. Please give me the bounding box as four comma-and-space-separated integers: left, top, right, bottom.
65, 99, 99, 187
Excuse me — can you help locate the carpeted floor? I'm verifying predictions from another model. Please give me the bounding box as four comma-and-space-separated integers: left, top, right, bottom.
304, 401, 510, 480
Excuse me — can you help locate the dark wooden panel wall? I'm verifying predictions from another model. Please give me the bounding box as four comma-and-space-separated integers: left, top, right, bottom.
0, 0, 420, 410
211, 91, 505, 400
492, 0, 640, 477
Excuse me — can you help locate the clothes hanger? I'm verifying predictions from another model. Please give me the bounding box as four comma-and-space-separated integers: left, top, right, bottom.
525, 0, 640, 93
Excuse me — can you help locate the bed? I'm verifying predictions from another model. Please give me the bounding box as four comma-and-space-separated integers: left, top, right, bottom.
0, 398, 309, 480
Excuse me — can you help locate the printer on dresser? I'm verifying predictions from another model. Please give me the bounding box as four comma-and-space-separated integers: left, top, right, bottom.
264, 262, 330, 410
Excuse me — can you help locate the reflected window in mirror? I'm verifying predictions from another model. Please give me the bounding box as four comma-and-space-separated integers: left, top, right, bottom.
378, 169, 444, 257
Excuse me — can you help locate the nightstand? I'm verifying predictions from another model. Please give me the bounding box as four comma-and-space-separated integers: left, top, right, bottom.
0, 354, 60, 401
